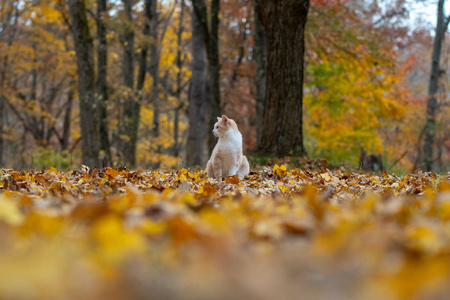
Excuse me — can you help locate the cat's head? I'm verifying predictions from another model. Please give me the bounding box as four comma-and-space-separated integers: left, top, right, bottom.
213, 115, 239, 137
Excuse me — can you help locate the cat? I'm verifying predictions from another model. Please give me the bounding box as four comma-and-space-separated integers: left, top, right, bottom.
206, 115, 250, 180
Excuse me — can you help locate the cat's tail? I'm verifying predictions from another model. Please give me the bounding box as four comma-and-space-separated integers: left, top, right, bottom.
237, 155, 250, 179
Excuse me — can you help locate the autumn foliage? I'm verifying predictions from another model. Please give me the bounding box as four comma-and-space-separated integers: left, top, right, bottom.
0, 0, 448, 171
0, 165, 449, 299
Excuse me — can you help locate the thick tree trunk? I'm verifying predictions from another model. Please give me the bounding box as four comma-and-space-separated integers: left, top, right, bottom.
97, 0, 111, 165
187, 12, 208, 166
257, 0, 309, 157
121, 0, 136, 167
191, 0, 220, 155
253, 0, 266, 146
131, 0, 154, 167
69, 0, 100, 167
174, 0, 185, 157
0, 4, 19, 167
424, 0, 449, 171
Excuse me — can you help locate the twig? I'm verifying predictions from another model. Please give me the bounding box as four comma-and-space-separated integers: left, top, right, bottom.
388, 151, 408, 172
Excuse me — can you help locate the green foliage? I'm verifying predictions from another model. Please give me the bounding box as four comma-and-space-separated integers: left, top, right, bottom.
33, 148, 73, 170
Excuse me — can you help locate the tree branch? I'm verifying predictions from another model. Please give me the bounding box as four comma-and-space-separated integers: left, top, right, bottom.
86, 8, 97, 22
6, 100, 36, 138
388, 151, 408, 171
56, 0, 72, 32
445, 15, 450, 31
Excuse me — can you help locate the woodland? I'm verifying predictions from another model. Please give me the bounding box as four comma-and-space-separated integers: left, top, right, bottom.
0, 0, 448, 172
1, 0, 450, 299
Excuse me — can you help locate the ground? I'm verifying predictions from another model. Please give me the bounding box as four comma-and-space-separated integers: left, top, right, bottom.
0, 164, 450, 300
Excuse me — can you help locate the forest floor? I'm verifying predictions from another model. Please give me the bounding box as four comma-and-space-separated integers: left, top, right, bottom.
0, 164, 450, 300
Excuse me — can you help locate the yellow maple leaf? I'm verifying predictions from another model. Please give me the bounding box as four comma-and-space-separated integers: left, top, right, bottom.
0, 195, 24, 226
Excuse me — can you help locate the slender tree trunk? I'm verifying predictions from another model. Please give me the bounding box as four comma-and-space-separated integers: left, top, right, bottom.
229, 18, 247, 87
137, 0, 152, 91
30, 66, 45, 146
253, 0, 266, 146
424, 0, 449, 171
61, 84, 74, 151
97, 0, 111, 165
0, 92, 4, 167
174, 0, 185, 157
257, 0, 309, 157
187, 11, 208, 166
191, 0, 220, 154
0, 65, 6, 166
69, 0, 100, 167
207, 0, 220, 154
121, 0, 136, 167
174, 106, 180, 156
0, 52, 4, 168
150, 0, 160, 139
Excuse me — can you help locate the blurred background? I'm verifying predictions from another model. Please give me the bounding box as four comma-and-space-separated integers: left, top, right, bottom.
0, 0, 449, 173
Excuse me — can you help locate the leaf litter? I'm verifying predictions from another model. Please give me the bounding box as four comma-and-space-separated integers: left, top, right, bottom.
0, 165, 449, 300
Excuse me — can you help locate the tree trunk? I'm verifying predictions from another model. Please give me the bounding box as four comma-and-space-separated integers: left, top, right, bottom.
187, 11, 208, 166
207, 0, 220, 155
174, 106, 180, 156
253, 0, 266, 146
0, 7, 19, 167
150, 0, 160, 139
0, 94, 4, 167
174, 0, 185, 157
191, 0, 220, 155
69, 0, 100, 167
61, 84, 74, 151
423, 0, 449, 171
97, 0, 111, 165
257, 0, 309, 157
0, 69, 5, 166
120, 0, 136, 167
137, 0, 152, 91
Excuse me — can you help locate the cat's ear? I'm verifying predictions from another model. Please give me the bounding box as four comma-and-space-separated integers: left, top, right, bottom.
217, 117, 221, 122
221, 115, 228, 123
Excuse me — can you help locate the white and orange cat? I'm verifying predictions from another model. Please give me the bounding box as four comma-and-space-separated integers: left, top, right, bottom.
207, 115, 250, 179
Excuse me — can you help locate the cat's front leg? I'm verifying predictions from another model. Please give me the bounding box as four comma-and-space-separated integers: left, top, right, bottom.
213, 157, 223, 179
206, 159, 214, 177
228, 164, 238, 177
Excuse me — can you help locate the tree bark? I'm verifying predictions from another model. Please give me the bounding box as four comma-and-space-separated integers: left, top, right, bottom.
0, 5, 19, 167
257, 0, 309, 157
0, 94, 4, 167
150, 0, 160, 139
174, 0, 185, 157
0, 70, 5, 167
97, 0, 111, 165
423, 0, 449, 171
187, 11, 208, 166
69, 0, 100, 167
191, 0, 220, 154
253, 0, 266, 146
61, 85, 74, 151
137, 0, 152, 91
120, 0, 136, 167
